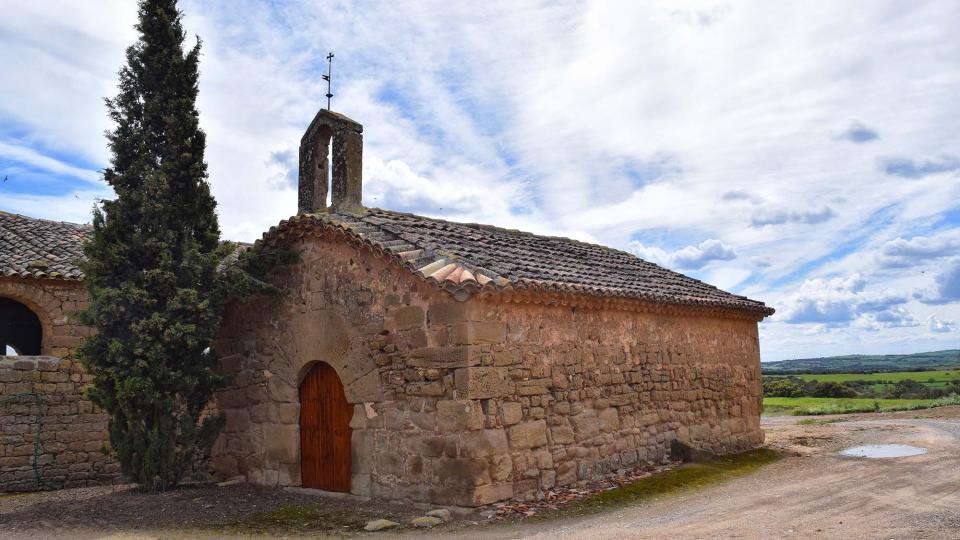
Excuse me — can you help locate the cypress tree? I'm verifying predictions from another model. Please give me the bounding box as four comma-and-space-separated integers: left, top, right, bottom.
80, 0, 225, 491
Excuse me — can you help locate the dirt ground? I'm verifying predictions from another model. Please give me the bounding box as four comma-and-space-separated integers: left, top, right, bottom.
3, 406, 960, 540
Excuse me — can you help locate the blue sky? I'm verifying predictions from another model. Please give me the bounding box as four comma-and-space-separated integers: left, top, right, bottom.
1, 1, 958, 360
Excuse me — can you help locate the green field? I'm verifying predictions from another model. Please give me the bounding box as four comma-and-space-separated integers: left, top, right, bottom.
766, 370, 960, 395
767, 370, 960, 384
763, 396, 960, 416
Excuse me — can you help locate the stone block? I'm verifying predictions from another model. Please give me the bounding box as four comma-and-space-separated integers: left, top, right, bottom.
550, 425, 575, 444
388, 306, 425, 331
571, 411, 599, 439
436, 400, 484, 431
489, 454, 513, 482
408, 346, 480, 369
500, 402, 523, 426
470, 482, 514, 506
433, 458, 490, 487
599, 408, 620, 433
276, 403, 300, 425
454, 367, 510, 399
225, 409, 251, 433
493, 350, 520, 366
450, 322, 507, 345
460, 429, 509, 458
427, 303, 468, 325
508, 420, 548, 450
264, 424, 298, 464
556, 461, 577, 486
540, 469, 556, 490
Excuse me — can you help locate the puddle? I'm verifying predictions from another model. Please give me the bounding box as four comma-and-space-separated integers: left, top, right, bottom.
840, 444, 927, 458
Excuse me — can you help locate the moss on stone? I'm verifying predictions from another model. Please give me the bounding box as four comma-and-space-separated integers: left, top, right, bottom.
227, 503, 388, 535
536, 449, 781, 520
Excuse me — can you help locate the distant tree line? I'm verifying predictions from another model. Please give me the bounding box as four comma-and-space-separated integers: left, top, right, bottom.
763, 376, 960, 400
762, 366, 944, 376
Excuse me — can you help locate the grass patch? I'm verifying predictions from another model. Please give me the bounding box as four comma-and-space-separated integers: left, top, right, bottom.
534, 449, 780, 520
764, 395, 960, 416
226, 504, 390, 535
766, 370, 960, 384
796, 417, 843, 425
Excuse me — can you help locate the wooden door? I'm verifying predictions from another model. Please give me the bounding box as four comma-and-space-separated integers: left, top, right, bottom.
299, 362, 352, 492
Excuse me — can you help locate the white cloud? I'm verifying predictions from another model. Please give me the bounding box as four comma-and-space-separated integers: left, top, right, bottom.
928, 314, 956, 334
878, 231, 960, 268
630, 238, 736, 270
773, 274, 914, 326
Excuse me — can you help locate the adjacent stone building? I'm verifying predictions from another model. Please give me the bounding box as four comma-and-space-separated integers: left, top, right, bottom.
0, 213, 116, 490
0, 107, 774, 504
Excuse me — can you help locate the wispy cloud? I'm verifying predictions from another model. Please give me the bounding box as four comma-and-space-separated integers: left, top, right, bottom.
750, 207, 835, 227
880, 155, 960, 178
837, 120, 879, 143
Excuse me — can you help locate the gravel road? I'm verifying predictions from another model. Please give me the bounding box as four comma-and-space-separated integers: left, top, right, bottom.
4, 406, 960, 540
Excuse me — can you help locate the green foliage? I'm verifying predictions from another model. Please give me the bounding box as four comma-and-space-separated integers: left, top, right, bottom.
763, 395, 960, 416
809, 381, 858, 398
764, 370, 960, 400
762, 376, 857, 398
762, 377, 805, 397
79, 0, 225, 491
218, 244, 300, 301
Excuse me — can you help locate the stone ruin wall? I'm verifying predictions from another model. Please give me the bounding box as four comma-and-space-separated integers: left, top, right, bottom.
0, 278, 117, 491
212, 233, 764, 506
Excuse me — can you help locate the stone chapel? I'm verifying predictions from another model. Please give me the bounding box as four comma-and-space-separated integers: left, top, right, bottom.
0, 107, 774, 505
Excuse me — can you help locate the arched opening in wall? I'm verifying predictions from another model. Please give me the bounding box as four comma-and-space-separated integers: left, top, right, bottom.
0, 297, 42, 356
299, 361, 352, 492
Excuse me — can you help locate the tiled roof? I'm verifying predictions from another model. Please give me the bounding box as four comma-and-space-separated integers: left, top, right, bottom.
262, 208, 775, 316
0, 211, 90, 280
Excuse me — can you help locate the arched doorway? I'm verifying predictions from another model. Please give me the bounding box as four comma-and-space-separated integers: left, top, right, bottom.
299, 362, 352, 492
0, 297, 42, 356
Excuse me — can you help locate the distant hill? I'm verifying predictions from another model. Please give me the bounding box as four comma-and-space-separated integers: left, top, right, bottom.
762, 349, 960, 374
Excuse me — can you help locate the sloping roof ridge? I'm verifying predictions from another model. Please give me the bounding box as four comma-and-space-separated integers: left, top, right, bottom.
284, 208, 771, 316
360, 207, 737, 296
0, 210, 91, 230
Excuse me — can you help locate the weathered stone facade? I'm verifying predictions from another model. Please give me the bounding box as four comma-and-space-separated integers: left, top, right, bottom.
211, 230, 764, 506
0, 356, 116, 490
0, 277, 117, 491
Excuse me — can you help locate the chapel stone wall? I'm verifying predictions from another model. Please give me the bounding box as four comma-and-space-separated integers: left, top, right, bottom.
453, 299, 763, 500
212, 234, 764, 506
212, 233, 516, 506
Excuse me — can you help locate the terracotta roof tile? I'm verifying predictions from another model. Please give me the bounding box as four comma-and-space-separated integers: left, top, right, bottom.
0, 211, 90, 281
262, 208, 775, 316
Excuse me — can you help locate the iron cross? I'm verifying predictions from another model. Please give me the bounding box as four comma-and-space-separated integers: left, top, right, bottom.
323, 52, 334, 110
